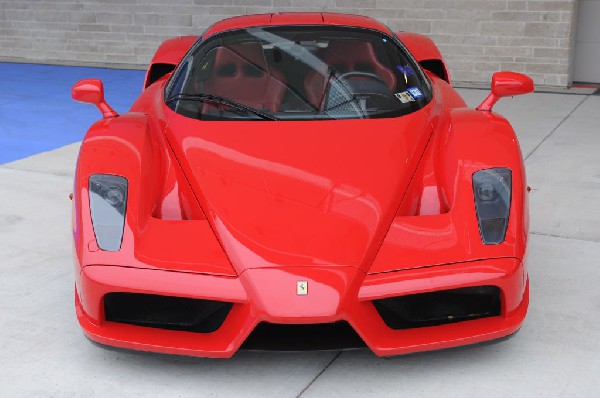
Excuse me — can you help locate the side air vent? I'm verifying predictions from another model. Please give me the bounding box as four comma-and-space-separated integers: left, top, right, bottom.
104, 292, 232, 333
373, 286, 501, 330
146, 63, 176, 87
419, 59, 448, 82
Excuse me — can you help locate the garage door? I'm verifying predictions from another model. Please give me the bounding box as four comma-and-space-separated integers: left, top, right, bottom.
573, 0, 600, 83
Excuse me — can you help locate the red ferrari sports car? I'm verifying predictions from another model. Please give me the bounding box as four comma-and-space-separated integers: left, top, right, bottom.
72, 13, 533, 358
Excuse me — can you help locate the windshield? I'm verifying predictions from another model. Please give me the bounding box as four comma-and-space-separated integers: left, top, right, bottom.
166, 26, 432, 121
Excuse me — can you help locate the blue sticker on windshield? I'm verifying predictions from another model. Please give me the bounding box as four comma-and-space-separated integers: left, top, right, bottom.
396, 65, 415, 76
407, 87, 424, 98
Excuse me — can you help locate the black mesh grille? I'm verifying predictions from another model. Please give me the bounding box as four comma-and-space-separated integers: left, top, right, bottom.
373, 286, 501, 330
104, 293, 232, 333
241, 322, 366, 351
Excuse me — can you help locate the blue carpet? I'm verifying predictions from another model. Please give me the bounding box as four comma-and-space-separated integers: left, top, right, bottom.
0, 63, 145, 164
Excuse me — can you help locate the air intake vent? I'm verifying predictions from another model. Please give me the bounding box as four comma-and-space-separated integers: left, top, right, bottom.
104, 293, 232, 333
373, 286, 501, 330
241, 322, 366, 351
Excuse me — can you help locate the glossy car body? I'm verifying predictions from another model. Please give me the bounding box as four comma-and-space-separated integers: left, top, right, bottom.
72, 13, 532, 358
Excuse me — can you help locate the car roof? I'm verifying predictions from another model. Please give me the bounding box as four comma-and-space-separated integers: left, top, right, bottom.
203, 12, 393, 38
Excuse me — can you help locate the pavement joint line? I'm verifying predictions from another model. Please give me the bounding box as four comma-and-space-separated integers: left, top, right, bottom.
524, 94, 590, 161
530, 231, 600, 244
0, 165, 74, 179
296, 351, 342, 397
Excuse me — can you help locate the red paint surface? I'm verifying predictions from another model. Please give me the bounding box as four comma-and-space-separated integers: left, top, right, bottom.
72, 79, 118, 118
143, 35, 197, 88
72, 13, 531, 358
478, 71, 534, 111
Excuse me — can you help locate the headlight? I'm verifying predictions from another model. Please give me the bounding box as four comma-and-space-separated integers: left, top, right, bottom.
472, 168, 511, 245
89, 174, 128, 251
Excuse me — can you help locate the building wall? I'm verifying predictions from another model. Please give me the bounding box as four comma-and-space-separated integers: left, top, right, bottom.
0, 0, 578, 87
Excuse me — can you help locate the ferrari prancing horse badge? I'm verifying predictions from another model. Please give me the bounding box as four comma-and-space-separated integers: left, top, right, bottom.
297, 280, 308, 296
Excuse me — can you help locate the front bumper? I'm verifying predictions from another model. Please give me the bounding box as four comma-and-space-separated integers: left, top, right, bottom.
75, 257, 528, 358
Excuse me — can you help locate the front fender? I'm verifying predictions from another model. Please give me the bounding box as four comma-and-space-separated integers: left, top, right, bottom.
72, 112, 236, 282
73, 113, 164, 267
369, 108, 528, 274
442, 108, 529, 253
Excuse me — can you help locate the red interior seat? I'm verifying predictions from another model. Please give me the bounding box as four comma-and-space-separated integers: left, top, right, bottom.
304, 40, 397, 108
201, 42, 287, 112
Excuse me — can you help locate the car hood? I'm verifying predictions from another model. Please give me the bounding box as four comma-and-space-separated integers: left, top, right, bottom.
165, 112, 432, 274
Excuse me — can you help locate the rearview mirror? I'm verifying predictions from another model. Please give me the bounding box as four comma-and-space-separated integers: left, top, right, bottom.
72, 79, 118, 118
477, 72, 534, 112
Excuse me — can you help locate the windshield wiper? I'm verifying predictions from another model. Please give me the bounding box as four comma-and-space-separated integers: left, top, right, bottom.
165, 93, 279, 121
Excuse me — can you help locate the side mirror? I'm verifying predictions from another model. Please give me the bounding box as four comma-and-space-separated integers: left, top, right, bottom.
72, 79, 118, 118
477, 72, 534, 112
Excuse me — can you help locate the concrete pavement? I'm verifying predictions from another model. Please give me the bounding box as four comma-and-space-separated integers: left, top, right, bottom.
1, 88, 599, 397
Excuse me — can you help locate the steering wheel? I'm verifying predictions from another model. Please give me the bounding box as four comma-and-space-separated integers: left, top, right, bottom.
323, 71, 397, 112
336, 71, 387, 86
